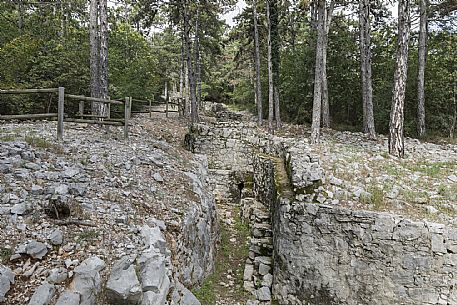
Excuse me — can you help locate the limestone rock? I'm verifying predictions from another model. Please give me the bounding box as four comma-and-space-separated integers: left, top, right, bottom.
106, 256, 142, 304
0, 265, 15, 302
48, 229, 64, 246
28, 282, 55, 305
55, 291, 80, 305
254, 287, 271, 301
47, 267, 68, 284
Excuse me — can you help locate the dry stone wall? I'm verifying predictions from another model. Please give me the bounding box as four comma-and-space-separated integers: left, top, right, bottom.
188, 106, 457, 305
272, 200, 457, 305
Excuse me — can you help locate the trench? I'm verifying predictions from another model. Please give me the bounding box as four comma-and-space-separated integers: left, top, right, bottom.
187, 118, 295, 305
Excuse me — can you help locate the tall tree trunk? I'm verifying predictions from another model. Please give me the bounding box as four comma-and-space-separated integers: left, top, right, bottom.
270, 0, 281, 128
89, 0, 100, 103
311, 0, 325, 144
183, 0, 199, 124
194, 7, 202, 110
359, 0, 376, 138
417, 0, 428, 137
389, 0, 411, 158
321, 1, 334, 128
179, 35, 185, 117
95, 0, 108, 117
253, 0, 263, 126
267, 0, 274, 132
450, 83, 456, 139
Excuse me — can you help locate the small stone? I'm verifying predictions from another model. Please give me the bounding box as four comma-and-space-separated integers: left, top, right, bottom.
31, 185, 44, 195
48, 229, 64, 246
47, 267, 68, 284
63, 167, 80, 178
28, 282, 55, 305
254, 286, 271, 301
243, 264, 254, 281
426, 206, 439, 214
0, 265, 15, 302
54, 184, 69, 195
55, 291, 80, 305
25, 241, 48, 260
258, 263, 270, 276
10, 203, 28, 215
448, 175, 457, 183
153, 173, 164, 183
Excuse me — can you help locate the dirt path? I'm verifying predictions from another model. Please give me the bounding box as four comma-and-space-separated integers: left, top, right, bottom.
194, 199, 251, 305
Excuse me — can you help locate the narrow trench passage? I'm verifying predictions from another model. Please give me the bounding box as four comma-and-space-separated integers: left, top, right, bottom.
194, 167, 276, 305
194, 175, 251, 305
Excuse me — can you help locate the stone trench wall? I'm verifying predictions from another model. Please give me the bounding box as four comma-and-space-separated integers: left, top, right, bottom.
272, 200, 457, 305
189, 113, 457, 305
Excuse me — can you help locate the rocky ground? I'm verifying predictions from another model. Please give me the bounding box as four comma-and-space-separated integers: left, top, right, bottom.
312, 130, 457, 224
0, 114, 208, 304
1, 104, 457, 305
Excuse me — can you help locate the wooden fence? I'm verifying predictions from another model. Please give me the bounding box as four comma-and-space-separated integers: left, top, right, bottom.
0, 87, 132, 140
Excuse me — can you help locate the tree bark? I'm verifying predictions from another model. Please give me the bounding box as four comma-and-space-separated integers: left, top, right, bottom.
253, 0, 263, 126
267, 0, 274, 132
389, 0, 411, 158
183, 0, 199, 124
321, 1, 334, 128
89, 0, 100, 102
179, 35, 185, 117
311, 0, 325, 144
194, 6, 202, 110
359, 0, 376, 138
270, 0, 281, 129
93, 0, 108, 117
417, 0, 428, 137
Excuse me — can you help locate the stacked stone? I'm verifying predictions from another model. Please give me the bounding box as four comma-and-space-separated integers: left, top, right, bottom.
240, 195, 273, 305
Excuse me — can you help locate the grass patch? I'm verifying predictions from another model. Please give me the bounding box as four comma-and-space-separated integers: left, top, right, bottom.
193, 208, 250, 304
0, 247, 12, 263
77, 230, 99, 243
25, 135, 63, 154
404, 161, 455, 178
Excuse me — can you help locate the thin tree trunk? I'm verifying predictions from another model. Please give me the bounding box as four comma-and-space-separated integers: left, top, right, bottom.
270, 0, 281, 129
96, 0, 108, 117
389, 0, 411, 158
89, 0, 100, 104
359, 0, 376, 138
321, 1, 334, 128
194, 6, 202, 110
417, 0, 428, 137
267, 0, 274, 132
179, 36, 185, 117
450, 83, 456, 139
311, 0, 325, 144
183, 0, 199, 124
18, 1, 24, 32
253, 0, 263, 126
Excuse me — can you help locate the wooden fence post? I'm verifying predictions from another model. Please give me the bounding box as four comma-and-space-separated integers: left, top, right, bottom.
79, 101, 84, 117
107, 97, 111, 120
124, 97, 130, 139
57, 87, 64, 141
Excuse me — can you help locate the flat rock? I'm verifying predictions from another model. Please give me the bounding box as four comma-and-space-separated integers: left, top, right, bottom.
448, 175, 457, 183
47, 267, 68, 284
20, 241, 48, 260
254, 286, 271, 301
0, 265, 15, 302
48, 229, 64, 246
153, 173, 164, 183
28, 282, 55, 305
55, 291, 80, 305
106, 256, 142, 304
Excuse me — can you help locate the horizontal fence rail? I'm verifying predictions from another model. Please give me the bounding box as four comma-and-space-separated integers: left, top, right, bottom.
0, 87, 176, 141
